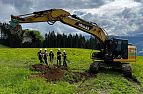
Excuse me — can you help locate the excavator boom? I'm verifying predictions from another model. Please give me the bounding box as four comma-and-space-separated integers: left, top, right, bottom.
11, 9, 70, 23
11, 9, 108, 43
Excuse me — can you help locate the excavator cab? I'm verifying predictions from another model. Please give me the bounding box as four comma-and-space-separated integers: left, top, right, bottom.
92, 38, 136, 62
112, 38, 128, 59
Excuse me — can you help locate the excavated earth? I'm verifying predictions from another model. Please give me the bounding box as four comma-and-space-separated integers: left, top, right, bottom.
29, 64, 140, 85
29, 64, 95, 82
29, 64, 64, 81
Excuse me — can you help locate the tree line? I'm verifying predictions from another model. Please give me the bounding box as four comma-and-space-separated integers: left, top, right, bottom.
0, 22, 98, 49
43, 31, 97, 49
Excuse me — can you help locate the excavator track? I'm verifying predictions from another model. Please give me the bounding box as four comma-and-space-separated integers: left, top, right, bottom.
89, 62, 133, 77
121, 63, 132, 77
89, 62, 100, 73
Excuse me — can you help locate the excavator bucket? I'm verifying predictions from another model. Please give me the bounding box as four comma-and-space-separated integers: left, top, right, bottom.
9, 15, 23, 36
10, 15, 20, 28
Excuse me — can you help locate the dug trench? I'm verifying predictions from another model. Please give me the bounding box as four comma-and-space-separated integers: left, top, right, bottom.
29, 64, 141, 86
29, 64, 96, 83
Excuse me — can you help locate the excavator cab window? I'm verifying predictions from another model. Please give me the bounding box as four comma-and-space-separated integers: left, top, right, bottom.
112, 39, 128, 59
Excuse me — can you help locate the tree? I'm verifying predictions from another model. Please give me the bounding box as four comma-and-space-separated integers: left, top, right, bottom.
22, 29, 44, 48
44, 33, 48, 47
79, 34, 85, 48
67, 34, 73, 48
43, 31, 98, 49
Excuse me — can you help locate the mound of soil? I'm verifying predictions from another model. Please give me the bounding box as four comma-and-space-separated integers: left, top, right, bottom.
43, 67, 64, 80
32, 64, 49, 72
30, 64, 64, 81
29, 73, 44, 79
30, 64, 96, 83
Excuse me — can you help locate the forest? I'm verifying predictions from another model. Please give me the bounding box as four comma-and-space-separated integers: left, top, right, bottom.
0, 22, 97, 49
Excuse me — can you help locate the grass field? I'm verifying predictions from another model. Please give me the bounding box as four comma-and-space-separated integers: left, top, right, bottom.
0, 48, 143, 94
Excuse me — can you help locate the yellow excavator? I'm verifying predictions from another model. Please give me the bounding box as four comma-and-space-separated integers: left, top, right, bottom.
10, 9, 136, 76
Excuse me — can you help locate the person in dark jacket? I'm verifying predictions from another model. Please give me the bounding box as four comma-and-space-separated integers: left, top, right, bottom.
49, 50, 54, 63
37, 48, 44, 64
43, 48, 48, 65
62, 50, 67, 67
57, 48, 61, 66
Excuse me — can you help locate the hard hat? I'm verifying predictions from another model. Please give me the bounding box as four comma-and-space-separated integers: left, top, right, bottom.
40, 48, 42, 50
63, 50, 66, 52
58, 48, 60, 50
45, 48, 47, 50
50, 50, 53, 51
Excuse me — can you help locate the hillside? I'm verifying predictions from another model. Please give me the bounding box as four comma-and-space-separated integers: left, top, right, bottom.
0, 48, 143, 94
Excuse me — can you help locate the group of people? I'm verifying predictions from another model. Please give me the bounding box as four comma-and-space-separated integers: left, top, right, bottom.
37, 48, 67, 67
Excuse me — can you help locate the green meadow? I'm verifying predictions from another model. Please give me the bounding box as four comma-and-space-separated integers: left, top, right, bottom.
0, 48, 143, 94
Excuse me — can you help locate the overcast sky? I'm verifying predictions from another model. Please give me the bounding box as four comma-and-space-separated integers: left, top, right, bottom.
0, 0, 143, 36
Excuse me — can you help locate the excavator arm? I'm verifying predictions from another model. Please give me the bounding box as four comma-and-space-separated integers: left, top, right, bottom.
10, 9, 108, 43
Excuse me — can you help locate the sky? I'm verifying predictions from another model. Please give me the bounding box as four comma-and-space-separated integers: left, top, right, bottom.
0, 0, 143, 36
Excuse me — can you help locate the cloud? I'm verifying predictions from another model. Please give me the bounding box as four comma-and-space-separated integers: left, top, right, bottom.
73, 0, 143, 36
1, 0, 33, 13
0, 0, 19, 22
27, 0, 109, 10
0, 0, 143, 36
1, 0, 109, 14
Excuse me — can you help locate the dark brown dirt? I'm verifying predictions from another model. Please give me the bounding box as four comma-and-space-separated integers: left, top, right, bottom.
30, 64, 141, 86
30, 64, 65, 81
30, 64, 95, 82
31, 64, 49, 72
29, 73, 44, 79
43, 67, 64, 80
